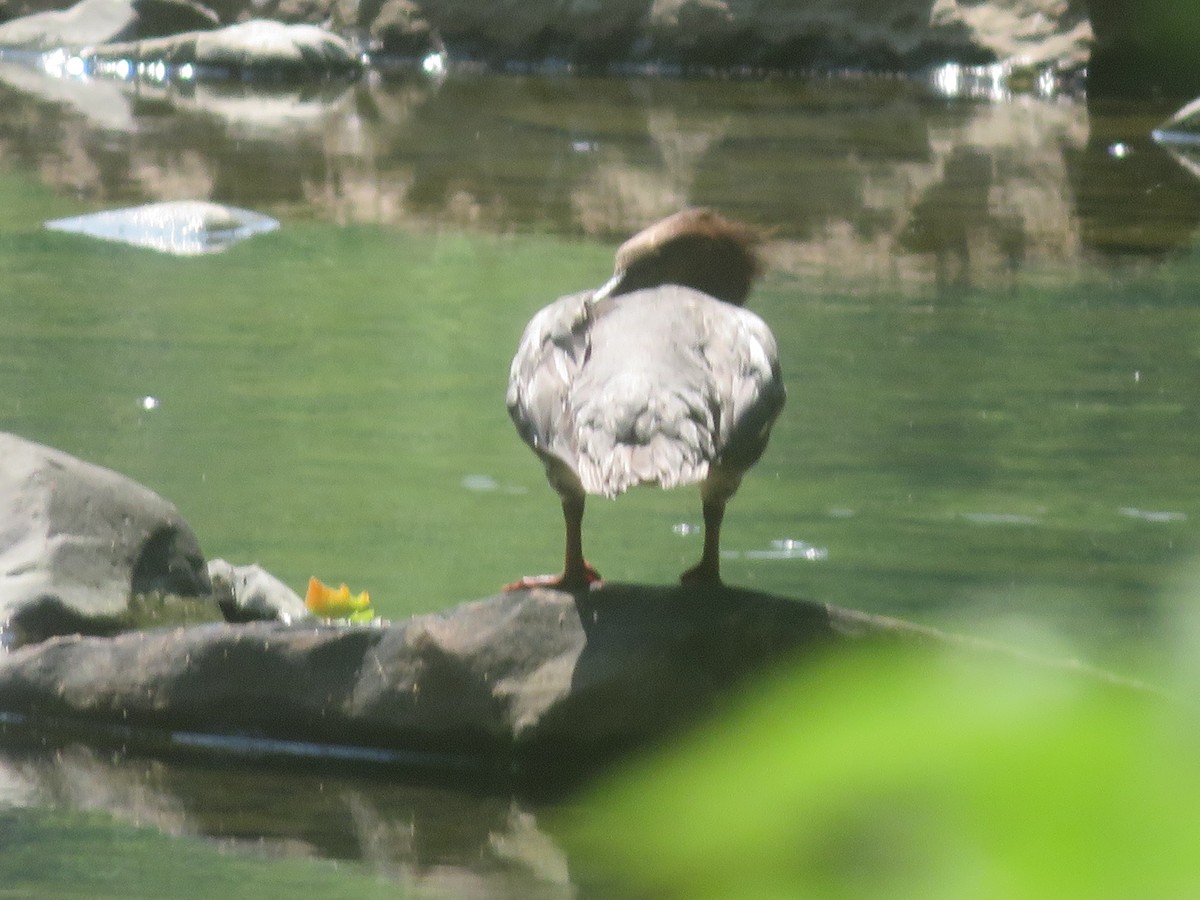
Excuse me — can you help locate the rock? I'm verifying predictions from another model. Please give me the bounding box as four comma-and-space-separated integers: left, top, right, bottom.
207, 558, 310, 623
0, 0, 217, 51
132, 0, 218, 38
0, 0, 1098, 75
363, 0, 434, 56
0, 433, 215, 647
0, 583, 1146, 786
328, 0, 1091, 71
0, 586, 834, 783
44, 201, 280, 255
0, 0, 140, 49
92, 19, 363, 80
0, 0, 360, 82
636, 0, 1091, 69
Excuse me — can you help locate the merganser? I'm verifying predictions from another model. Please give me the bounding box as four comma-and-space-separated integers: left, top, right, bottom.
506, 208, 785, 589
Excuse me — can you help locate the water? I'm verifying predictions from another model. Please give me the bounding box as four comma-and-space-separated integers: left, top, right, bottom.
0, 745, 572, 899
2, 64, 1200, 895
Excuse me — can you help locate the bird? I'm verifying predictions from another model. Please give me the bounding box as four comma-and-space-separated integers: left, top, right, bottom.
505, 208, 786, 590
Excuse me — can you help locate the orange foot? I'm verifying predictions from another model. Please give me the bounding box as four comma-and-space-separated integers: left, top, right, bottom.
504, 562, 602, 593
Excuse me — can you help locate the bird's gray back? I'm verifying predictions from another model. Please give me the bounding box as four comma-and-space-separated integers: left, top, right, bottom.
508, 285, 784, 498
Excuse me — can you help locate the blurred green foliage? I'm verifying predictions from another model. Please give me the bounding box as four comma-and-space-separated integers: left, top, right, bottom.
565, 642, 1199, 898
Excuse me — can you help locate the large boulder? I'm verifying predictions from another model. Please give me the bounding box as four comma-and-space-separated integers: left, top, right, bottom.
0, 433, 215, 646
0, 0, 1097, 74
353, 0, 1093, 70
0, 0, 361, 81
0, 586, 847, 783
0, 583, 1145, 787
0, 0, 217, 51
91, 18, 363, 79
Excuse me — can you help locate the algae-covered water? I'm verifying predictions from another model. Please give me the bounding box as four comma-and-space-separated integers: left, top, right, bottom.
2, 69, 1200, 896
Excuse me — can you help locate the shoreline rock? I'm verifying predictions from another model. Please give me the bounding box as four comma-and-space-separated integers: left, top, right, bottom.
0, 0, 217, 51
0, 0, 1092, 78
93, 18, 363, 80
3, 0, 1198, 96
0, 583, 1153, 789
0, 433, 216, 647
0, 586, 840, 783
0, 2, 362, 80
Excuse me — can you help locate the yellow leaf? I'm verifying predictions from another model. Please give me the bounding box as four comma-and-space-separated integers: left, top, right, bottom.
305, 576, 372, 618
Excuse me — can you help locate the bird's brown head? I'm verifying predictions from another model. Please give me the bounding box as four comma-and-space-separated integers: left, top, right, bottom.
597, 208, 762, 306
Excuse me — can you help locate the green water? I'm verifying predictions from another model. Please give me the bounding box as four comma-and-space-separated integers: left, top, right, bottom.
3, 173, 1197, 666
2, 69, 1200, 896
0, 807, 396, 900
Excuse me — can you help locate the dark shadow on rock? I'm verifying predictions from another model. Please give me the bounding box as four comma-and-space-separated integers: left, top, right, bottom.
132, 525, 210, 597
507, 582, 839, 789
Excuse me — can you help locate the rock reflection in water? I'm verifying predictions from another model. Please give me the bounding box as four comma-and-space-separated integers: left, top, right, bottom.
1, 57, 1199, 280
0, 744, 574, 897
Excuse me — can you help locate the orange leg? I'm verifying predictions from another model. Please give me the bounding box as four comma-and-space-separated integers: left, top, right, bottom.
504, 494, 601, 591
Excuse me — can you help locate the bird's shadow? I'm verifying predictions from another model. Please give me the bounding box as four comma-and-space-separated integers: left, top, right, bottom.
561, 580, 839, 689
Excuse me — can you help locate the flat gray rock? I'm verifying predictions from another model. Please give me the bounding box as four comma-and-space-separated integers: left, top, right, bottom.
45, 200, 279, 255
0, 585, 874, 783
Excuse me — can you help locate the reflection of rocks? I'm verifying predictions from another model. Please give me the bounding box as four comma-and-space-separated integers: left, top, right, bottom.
900, 146, 997, 286
572, 102, 729, 236
572, 158, 690, 239
171, 81, 357, 139
1067, 112, 1200, 258
0, 58, 136, 130
2, 65, 1189, 280
0, 745, 575, 896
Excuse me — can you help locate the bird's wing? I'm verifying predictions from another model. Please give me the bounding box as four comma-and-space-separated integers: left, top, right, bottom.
701, 302, 786, 471
569, 289, 784, 498
506, 291, 593, 468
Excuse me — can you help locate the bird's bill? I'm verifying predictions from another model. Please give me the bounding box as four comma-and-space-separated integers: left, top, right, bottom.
590, 272, 625, 302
